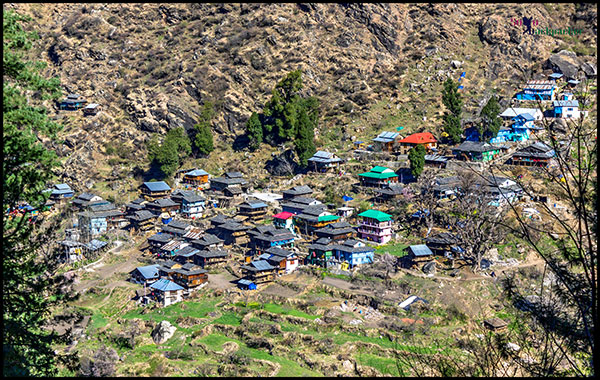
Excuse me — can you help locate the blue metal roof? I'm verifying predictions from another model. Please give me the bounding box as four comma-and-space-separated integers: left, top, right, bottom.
373, 131, 399, 142
251, 260, 274, 271
238, 279, 255, 286
549, 73, 563, 79
86, 239, 108, 251
149, 278, 184, 292
54, 183, 72, 190
409, 244, 433, 257
135, 264, 160, 279
185, 169, 209, 176
519, 113, 535, 121
247, 201, 268, 209
143, 181, 171, 192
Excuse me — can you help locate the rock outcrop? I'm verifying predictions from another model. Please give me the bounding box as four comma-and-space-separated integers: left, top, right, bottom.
151, 320, 177, 345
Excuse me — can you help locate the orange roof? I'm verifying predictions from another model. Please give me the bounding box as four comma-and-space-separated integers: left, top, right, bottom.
398, 132, 437, 145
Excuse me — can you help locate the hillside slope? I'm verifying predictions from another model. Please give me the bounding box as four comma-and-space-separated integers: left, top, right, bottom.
6, 3, 597, 194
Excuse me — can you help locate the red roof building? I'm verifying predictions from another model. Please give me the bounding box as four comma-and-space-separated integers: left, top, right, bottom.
272, 211, 295, 234
272, 211, 294, 220
396, 132, 438, 154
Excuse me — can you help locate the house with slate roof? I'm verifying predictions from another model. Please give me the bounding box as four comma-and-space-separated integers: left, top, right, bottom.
240, 260, 278, 284
452, 141, 500, 162
182, 169, 209, 186
332, 239, 375, 269
214, 221, 251, 246
125, 198, 146, 215
396, 132, 438, 155
307, 151, 343, 172
306, 237, 336, 268
72, 193, 106, 210
432, 176, 460, 200
145, 197, 180, 216
263, 247, 300, 274
190, 233, 224, 251
373, 184, 406, 204
314, 221, 356, 241
180, 193, 206, 219
357, 209, 393, 244
158, 240, 188, 258
210, 171, 248, 194
140, 181, 172, 200
358, 166, 399, 188
161, 219, 191, 237
248, 225, 295, 255
293, 205, 340, 235
193, 248, 229, 268
282, 185, 313, 200
83, 103, 100, 116
237, 199, 268, 221
510, 142, 555, 167
147, 232, 174, 254
425, 232, 462, 256
280, 197, 322, 215
127, 210, 155, 232
130, 264, 161, 285
173, 246, 200, 264
148, 278, 184, 307
171, 263, 208, 289
372, 131, 400, 152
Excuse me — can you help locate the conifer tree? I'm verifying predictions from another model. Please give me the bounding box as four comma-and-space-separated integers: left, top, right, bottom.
193, 101, 215, 156
442, 78, 463, 144
246, 111, 263, 150
408, 144, 426, 178
477, 95, 502, 142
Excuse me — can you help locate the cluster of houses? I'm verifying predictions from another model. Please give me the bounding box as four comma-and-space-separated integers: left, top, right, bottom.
59, 93, 100, 115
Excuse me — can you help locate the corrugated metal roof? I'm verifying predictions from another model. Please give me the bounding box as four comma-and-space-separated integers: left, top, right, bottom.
149, 278, 184, 292
358, 209, 392, 222
185, 169, 209, 176
409, 244, 433, 257
553, 100, 579, 107
134, 264, 160, 279
143, 181, 171, 192
251, 260, 275, 271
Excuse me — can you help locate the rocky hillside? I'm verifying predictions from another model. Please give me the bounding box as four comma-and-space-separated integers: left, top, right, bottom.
6, 3, 597, 192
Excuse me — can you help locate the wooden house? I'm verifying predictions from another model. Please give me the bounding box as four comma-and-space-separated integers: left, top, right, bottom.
424, 154, 448, 168
171, 263, 208, 289
193, 248, 229, 268
190, 233, 224, 251
72, 193, 105, 210
272, 211, 295, 234
314, 221, 356, 241
483, 318, 508, 332
148, 278, 184, 307
157, 259, 182, 278
358, 166, 399, 188
147, 232, 174, 254
173, 245, 200, 264
406, 244, 434, 265
145, 198, 179, 216
249, 226, 295, 255
214, 221, 250, 246
357, 209, 393, 244
83, 103, 100, 116
125, 198, 146, 215
241, 260, 278, 284
182, 169, 209, 186
282, 185, 313, 200
161, 219, 191, 237
140, 181, 172, 201
374, 184, 405, 204
372, 131, 400, 152
452, 141, 500, 162
260, 247, 300, 275
510, 142, 555, 167
58, 240, 84, 263
396, 132, 437, 155
425, 232, 462, 256
331, 239, 375, 268
130, 264, 161, 285
293, 205, 340, 236
210, 172, 248, 194
307, 151, 343, 172
59, 94, 87, 110
127, 210, 155, 232
281, 197, 322, 215
237, 199, 268, 221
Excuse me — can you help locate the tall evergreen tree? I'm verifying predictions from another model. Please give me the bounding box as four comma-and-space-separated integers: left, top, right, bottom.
147, 127, 191, 177
477, 95, 502, 142
408, 144, 426, 178
246, 111, 263, 150
294, 106, 316, 167
3, 9, 77, 376
442, 78, 463, 144
193, 101, 215, 156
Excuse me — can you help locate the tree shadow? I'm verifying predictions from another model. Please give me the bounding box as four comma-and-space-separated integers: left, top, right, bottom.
132, 161, 165, 182
232, 134, 250, 152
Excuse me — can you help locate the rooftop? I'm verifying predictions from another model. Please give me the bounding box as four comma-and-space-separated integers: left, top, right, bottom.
358, 209, 392, 222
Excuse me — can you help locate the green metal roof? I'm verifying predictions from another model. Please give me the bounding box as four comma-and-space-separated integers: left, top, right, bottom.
370, 166, 394, 173
318, 215, 340, 222
358, 209, 392, 222
358, 171, 398, 179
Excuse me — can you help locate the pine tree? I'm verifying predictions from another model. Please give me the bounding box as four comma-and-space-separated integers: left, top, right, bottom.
294, 106, 316, 167
408, 144, 426, 178
3, 9, 77, 376
478, 95, 502, 142
147, 127, 191, 177
193, 101, 215, 156
442, 78, 463, 144
246, 111, 263, 150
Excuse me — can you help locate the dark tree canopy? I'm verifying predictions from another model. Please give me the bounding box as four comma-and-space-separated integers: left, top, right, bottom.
478, 95, 502, 142
408, 144, 426, 178
442, 78, 463, 144
147, 127, 191, 177
193, 101, 215, 157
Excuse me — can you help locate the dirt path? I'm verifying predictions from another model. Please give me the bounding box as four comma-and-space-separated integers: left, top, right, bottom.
206, 272, 236, 290
75, 246, 143, 293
